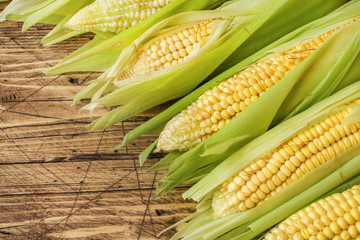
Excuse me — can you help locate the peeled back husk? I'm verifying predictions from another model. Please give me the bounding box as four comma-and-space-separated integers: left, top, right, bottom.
46, 0, 230, 72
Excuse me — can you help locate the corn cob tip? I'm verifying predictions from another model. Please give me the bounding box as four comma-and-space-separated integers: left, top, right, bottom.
65, 0, 173, 33
156, 102, 208, 152
265, 184, 360, 240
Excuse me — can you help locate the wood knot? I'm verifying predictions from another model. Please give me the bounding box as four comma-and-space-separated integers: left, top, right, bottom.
68, 77, 79, 84
155, 209, 166, 216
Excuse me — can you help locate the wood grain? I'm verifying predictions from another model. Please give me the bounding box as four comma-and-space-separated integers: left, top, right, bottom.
0, 2, 195, 239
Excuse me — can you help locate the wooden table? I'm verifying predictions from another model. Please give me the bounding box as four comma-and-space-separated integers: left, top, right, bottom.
0, 3, 196, 239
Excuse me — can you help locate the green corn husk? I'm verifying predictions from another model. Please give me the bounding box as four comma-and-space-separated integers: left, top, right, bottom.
46, 0, 229, 73
168, 83, 360, 240
71, 0, 349, 133
116, 1, 360, 197
0, 0, 95, 45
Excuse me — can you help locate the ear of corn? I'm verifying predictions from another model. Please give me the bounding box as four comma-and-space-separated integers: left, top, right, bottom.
185, 82, 360, 203
217, 159, 360, 240
65, 0, 174, 33
144, 4, 360, 197
255, 175, 360, 240
46, 0, 229, 73
170, 83, 360, 240
212, 99, 360, 218
156, 19, 356, 152
265, 184, 360, 240
115, 19, 213, 80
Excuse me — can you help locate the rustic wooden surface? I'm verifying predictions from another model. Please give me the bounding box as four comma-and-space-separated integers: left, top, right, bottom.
0, 3, 196, 239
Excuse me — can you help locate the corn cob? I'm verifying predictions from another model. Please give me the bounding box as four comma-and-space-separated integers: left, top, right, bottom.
116, 20, 213, 80
265, 184, 360, 240
156, 19, 357, 152
212, 99, 360, 218
66, 0, 173, 33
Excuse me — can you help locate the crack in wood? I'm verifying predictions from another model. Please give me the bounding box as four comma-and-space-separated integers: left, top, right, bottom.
0, 128, 122, 141
0, 108, 91, 124
0, 230, 12, 235
58, 130, 105, 238
1, 120, 93, 130
0, 187, 190, 198
0, 154, 162, 165
35, 169, 136, 238
0, 74, 64, 115
138, 172, 158, 239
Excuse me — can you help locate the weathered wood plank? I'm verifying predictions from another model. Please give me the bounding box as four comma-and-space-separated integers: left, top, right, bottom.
0, 118, 163, 163
0, 189, 194, 239
0, 2, 195, 239
0, 158, 172, 196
